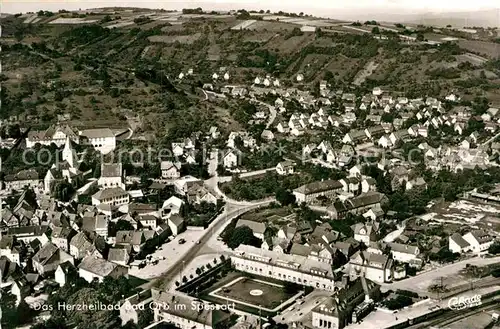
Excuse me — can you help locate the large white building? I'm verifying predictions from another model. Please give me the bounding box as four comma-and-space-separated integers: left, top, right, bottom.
79, 128, 116, 155
26, 125, 79, 148
293, 180, 344, 204
92, 187, 130, 207
231, 245, 339, 291
26, 125, 118, 155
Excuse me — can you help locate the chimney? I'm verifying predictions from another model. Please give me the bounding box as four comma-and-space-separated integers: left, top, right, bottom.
342, 274, 349, 287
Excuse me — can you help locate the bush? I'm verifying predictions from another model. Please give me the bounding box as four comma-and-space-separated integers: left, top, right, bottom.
383, 295, 414, 310
396, 289, 419, 298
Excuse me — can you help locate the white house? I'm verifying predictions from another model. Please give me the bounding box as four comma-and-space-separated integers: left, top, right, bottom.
449, 233, 472, 254
462, 230, 494, 253
388, 242, 420, 263
161, 161, 181, 179
349, 251, 393, 284
223, 149, 239, 168
162, 196, 184, 218
55, 262, 76, 287
236, 219, 266, 240
276, 161, 295, 175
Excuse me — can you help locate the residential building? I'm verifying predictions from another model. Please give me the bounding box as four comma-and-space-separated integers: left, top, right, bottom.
70, 231, 101, 260
161, 196, 184, 218
348, 251, 393, 283
352, 223, 379, 245
462, 230, 494, 253
387, 242, 420, 263
51, 226, 76, 252
160, 161, 181, 179
32, 242, 74, 275
55, 261, 76, 287
449, 233, 472, 253
78, 256, 128, 283
108, 248, 130, 266
168, 215, 185, 236
98, 163, 125, 189
276, 161, 295, 175
4, 169, 40, 191
223, 149, 239, 168
120, 290, 153, 325
327, 192, 388, 220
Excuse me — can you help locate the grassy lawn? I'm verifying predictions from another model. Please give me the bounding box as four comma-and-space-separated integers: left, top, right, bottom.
213, 277, 295, 310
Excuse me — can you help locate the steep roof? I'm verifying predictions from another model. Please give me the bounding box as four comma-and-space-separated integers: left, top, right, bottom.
152, 290, 231, 326
78, 256, 119, 277
236, 219, 266, 234
101, 163, 122, 177
294, 180, 343, 196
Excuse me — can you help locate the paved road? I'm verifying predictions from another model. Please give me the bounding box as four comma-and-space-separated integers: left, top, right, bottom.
147, 199, 274, 290
382, 256, 500, 295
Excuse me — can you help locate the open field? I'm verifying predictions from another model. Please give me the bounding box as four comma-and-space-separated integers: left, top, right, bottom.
148, 33, 201, 44
421, 199, 500, 230
457, 40, 500, 58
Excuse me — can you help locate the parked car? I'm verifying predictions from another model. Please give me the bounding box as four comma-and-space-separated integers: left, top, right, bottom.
179, 238, 186, 244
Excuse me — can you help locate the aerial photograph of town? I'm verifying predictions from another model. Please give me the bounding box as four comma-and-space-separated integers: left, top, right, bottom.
0, 0, 500, 328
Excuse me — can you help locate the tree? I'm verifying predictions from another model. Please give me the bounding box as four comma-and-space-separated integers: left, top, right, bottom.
416, 32, 425, 41
371, 27, 380, 34
53, 180, 75, 202
489, 241, 500, 255
227, 225, 261, 249
182, 276, 188, 283
275, 188, 296, 206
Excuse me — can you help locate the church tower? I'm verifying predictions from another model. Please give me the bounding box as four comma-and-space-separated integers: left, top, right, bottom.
62, 136, 76, 168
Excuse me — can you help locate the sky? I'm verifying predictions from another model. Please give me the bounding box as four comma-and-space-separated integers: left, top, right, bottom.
3, 0, 500, 17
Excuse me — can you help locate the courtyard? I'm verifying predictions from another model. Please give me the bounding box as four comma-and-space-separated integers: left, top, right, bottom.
202, 273, 302, 315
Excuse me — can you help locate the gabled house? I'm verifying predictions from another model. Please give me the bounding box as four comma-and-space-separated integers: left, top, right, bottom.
168, 215, 185, 236
70, 232, 101, 260
236, 219, 266, 240
161, 161, 181, 179
32, 242, 74, 275
78, 256, 128, 283
276, 161, 295, 175
343, 130, 368, 144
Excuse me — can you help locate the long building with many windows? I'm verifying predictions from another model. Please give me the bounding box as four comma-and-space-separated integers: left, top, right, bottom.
231, 245, 340, 291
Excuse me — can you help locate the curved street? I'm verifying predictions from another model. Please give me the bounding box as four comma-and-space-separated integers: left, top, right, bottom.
145, 197, 275, 290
